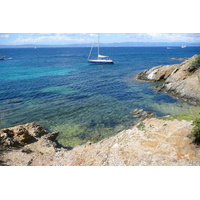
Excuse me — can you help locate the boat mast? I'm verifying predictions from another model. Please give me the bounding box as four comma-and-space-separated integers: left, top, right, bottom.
98, 33, 100, 56
88, 43, 93, 60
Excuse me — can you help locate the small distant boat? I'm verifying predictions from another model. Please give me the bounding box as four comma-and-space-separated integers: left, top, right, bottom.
88, 34, 114, 64
181, 45, 186, 48
0, 56, 5, 60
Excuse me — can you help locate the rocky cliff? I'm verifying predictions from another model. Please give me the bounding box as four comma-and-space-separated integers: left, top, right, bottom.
136, 55, 200, 104
1, 118, 200, 166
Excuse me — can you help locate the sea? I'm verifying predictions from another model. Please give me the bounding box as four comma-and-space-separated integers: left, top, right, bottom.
0, 46, 200, 147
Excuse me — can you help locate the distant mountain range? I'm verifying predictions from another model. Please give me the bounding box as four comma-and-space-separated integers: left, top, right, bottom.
1, 42, 200, 48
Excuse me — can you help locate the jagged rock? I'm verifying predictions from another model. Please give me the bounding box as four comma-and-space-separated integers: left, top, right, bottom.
0, 122, 59, 148
136, 64, 177, 82
136, 55, 200, 103
1, 118, 200, 166
0, 126, 32, 146
0, 122, 60, 165
130, 108, 156, 120
24, 122, 48, 137
171, 57, 189, 61
42, 132, 59, 141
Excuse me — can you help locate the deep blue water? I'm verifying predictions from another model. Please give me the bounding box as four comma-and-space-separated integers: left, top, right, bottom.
1, 47, 200, 146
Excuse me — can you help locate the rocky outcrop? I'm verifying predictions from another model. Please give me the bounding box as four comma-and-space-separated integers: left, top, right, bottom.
171, 57, 189, 61
0, 122, 52, 147
0, 122, 59, 162
136, 55, 200, 103
130, 108, 156, 123
1, 118, 200, 166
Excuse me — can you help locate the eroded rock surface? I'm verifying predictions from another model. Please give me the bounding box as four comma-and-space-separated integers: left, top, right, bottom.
136, 55, 200, 103
1, 119, 200, 166
0, 122, 59, 165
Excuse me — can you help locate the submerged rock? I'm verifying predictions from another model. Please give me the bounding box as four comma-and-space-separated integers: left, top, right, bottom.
171, 57, 189, 61
130, 108, 156, 121
42, 132, 59, 141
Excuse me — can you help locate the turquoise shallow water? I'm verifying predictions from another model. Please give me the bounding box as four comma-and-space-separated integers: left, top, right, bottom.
0, 47, 200, 147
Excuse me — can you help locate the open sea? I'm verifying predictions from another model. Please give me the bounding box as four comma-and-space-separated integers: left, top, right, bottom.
1, 47, 200, 147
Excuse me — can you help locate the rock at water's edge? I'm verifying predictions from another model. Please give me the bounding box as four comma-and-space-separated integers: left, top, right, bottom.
0, 122, 59, 149
136, 55, 200, 103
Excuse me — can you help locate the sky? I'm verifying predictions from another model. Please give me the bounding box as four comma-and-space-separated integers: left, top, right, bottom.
1, 33, 200, 46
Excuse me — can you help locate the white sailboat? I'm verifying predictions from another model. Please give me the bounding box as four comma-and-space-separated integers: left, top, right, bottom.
181, 44, 186, 48
88, 34, 114, 64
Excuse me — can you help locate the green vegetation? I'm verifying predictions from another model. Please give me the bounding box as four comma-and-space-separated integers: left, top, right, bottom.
188, 117, 200, 145
157, 113, 200, 145
136, 121, 146, 131
158, 114, 197, 121
188, 55, 200, 73
149, 124, 154, 128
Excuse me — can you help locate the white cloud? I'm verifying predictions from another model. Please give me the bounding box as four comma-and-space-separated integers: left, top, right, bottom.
13, 33, 100, 44
0, 34, 9, 38
145, 33, 200, 42
10, 33, 200, 45
89, 33, 98, 37
13, 33, 84, 44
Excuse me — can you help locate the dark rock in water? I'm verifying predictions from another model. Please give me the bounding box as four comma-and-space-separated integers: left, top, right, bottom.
155, 84, 165, 93
42, 132, 59, 141
171, 57, 189, 61
130, 108, 156, 121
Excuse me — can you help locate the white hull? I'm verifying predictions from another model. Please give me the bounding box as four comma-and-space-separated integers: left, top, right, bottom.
88, 59, 114, 64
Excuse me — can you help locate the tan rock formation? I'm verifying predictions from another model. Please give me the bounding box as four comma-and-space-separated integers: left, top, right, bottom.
136, 55, 200, 103
0, 122, 58, 165
1, 119, 200, 166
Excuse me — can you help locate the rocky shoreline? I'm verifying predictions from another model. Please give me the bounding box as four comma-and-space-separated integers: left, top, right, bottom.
1, 55, 200, 166
136, 55, 200, 104
0, 122, 59, 166
1, 115, 200, 166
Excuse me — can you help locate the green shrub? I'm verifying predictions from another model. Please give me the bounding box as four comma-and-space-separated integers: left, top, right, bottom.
188, 117, 200, 144
136, 122, 145, 131
188, 55, 200, 73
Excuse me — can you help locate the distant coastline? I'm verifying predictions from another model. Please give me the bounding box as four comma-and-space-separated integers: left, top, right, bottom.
1, 42, 200, 48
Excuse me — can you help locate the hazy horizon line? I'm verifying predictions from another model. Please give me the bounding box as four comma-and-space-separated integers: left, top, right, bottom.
1, 41, 200, 48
